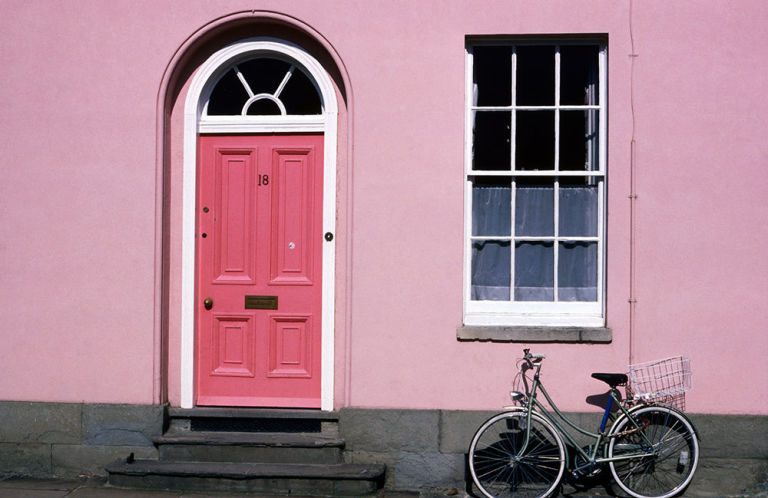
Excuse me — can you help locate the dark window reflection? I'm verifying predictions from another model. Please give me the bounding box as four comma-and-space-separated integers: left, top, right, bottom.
517, 46, 555, 106
473, 46, 512, 106
516, 111, 554, 170
473, 111, 511, 170
560, 45, 599, 105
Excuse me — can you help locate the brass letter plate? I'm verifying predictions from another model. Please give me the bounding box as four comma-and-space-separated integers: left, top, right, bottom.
245, 295, 278, 310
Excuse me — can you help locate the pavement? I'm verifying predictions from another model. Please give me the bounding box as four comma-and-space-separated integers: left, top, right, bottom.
0, 478, 420, 498
0, 477, 766, 498
0, 476, 634, 498
0, 477, 613, 498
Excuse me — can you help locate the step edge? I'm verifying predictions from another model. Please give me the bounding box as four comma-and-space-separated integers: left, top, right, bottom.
155, 432, 344, 448
106, 460, 386, 480
168, 407, 340, 421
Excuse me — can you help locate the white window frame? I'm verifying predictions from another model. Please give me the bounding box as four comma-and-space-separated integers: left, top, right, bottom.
463, 39, 607, 328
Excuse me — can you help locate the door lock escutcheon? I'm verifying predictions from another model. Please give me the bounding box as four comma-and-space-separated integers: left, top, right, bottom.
324, 232, 334, 242
203, 297, 213, 310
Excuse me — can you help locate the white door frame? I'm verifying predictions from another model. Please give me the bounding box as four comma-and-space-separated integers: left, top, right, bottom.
180, 38, 338, 410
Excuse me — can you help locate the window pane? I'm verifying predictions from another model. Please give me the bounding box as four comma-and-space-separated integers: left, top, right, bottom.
472, 241, 511, 301
558, 242, 598, 301
207, 69, 250, 115
473, 46, 512, 106
516, 111, 555, 170
516, 45, 555, 106
515, 180, 554, 236
280, 68, 322, 114
472, 111, 511, 170
245, 99, 282, 116
238, 58, 292, 96
472, 178, 511, 236
559, 110, 599, 171
514, 242, 554, 301
559, 184, 598, 237
560, 45, 599, 105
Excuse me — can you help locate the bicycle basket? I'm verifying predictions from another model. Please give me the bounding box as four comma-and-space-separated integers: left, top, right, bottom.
628, 356, 691, 410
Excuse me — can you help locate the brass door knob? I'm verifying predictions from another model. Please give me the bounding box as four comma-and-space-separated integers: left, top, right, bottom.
203, 298, 213, 310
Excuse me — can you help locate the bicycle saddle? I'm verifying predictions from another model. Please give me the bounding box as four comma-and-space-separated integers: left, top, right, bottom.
591, 373, 628, 388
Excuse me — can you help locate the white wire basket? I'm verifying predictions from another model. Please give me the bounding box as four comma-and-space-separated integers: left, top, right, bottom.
628, 356, 691, 410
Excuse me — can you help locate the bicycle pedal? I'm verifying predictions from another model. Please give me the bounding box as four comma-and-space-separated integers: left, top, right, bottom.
570, 465, 602, 480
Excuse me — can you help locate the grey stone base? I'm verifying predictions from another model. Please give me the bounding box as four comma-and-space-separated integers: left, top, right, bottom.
0, 401, 161, 479
0, 401, 765, 496
339, 408, 768, 495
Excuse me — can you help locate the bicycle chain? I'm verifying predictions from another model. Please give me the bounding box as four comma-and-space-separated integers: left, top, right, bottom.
609, 416, 650, 438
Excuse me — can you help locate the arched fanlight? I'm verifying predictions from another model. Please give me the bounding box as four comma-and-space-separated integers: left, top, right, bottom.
205, 57, 322, 116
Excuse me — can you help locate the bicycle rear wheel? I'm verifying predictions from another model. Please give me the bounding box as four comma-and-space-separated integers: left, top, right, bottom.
608, 405, 699, 498
469, 410, 565, 498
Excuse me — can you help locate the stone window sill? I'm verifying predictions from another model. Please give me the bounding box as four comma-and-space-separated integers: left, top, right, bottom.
457, 325, 612, 343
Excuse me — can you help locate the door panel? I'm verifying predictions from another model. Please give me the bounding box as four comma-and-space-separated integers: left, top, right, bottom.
270, 149, 316, 285
211, 314, 255, 377
268, 315, 312, 378
213, 150, 256, 284
196, 134, 324, 408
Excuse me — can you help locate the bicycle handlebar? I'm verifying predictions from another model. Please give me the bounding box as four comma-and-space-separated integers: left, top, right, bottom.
522, 349, 546, 367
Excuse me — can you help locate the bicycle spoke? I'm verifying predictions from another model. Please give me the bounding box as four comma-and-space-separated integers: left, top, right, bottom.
470, 412, 565, 497
609, 407, 698, 498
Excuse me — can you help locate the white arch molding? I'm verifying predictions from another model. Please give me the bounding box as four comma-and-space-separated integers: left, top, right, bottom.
180, 38, 338, 410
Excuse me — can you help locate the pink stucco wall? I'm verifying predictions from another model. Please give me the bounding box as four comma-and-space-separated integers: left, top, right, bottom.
1, 1, 766, 414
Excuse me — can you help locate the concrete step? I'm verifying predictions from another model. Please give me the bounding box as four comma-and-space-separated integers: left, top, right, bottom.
106, 459, 386, 496
154, 431, 345, 463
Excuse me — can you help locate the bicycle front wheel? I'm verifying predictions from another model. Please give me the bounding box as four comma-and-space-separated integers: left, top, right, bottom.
608, 405, 699, 498
469, 410, 565, 498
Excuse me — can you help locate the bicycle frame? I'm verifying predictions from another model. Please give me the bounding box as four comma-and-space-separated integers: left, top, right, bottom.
515, 361, 656, 471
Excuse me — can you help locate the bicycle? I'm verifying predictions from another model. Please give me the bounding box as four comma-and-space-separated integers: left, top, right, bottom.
468, 349, 699, 498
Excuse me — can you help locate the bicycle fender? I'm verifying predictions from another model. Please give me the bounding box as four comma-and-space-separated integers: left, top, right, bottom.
647, 403, 701, 441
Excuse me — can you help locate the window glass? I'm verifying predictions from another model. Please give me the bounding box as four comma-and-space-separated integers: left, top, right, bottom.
472, 178, 511, 236
559, 182, 598, 237
472, 111, 511, 170
516, 111, 555, 170
560, 45, 599, 105
516, 45, 555, 106
472, 241, 511, 301
245, 99, 282, 116
473, 46, 512, 106
207, 70, 249, 115
515, 179, 554, 236
280, 68, 322, 114
558, 242, 598, 301
515, 242, 554, 301
238, 58, 293, 96
560, 110, 599, 171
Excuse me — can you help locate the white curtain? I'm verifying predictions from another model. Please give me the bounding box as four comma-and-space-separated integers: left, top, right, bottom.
471, 184, 598, 302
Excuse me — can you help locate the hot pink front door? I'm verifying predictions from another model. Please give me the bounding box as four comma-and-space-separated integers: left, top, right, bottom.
196, 134, 324, 408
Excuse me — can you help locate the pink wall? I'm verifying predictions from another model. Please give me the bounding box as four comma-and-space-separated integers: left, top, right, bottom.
343, 1, 633, 412
1, 1, 765, 414
630, 2, 768, 414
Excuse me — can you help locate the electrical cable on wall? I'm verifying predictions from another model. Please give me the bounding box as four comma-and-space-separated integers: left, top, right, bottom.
628, 0, 639, 366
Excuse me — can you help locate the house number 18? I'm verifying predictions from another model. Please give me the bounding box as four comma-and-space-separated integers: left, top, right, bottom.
258, 174, 269, 186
